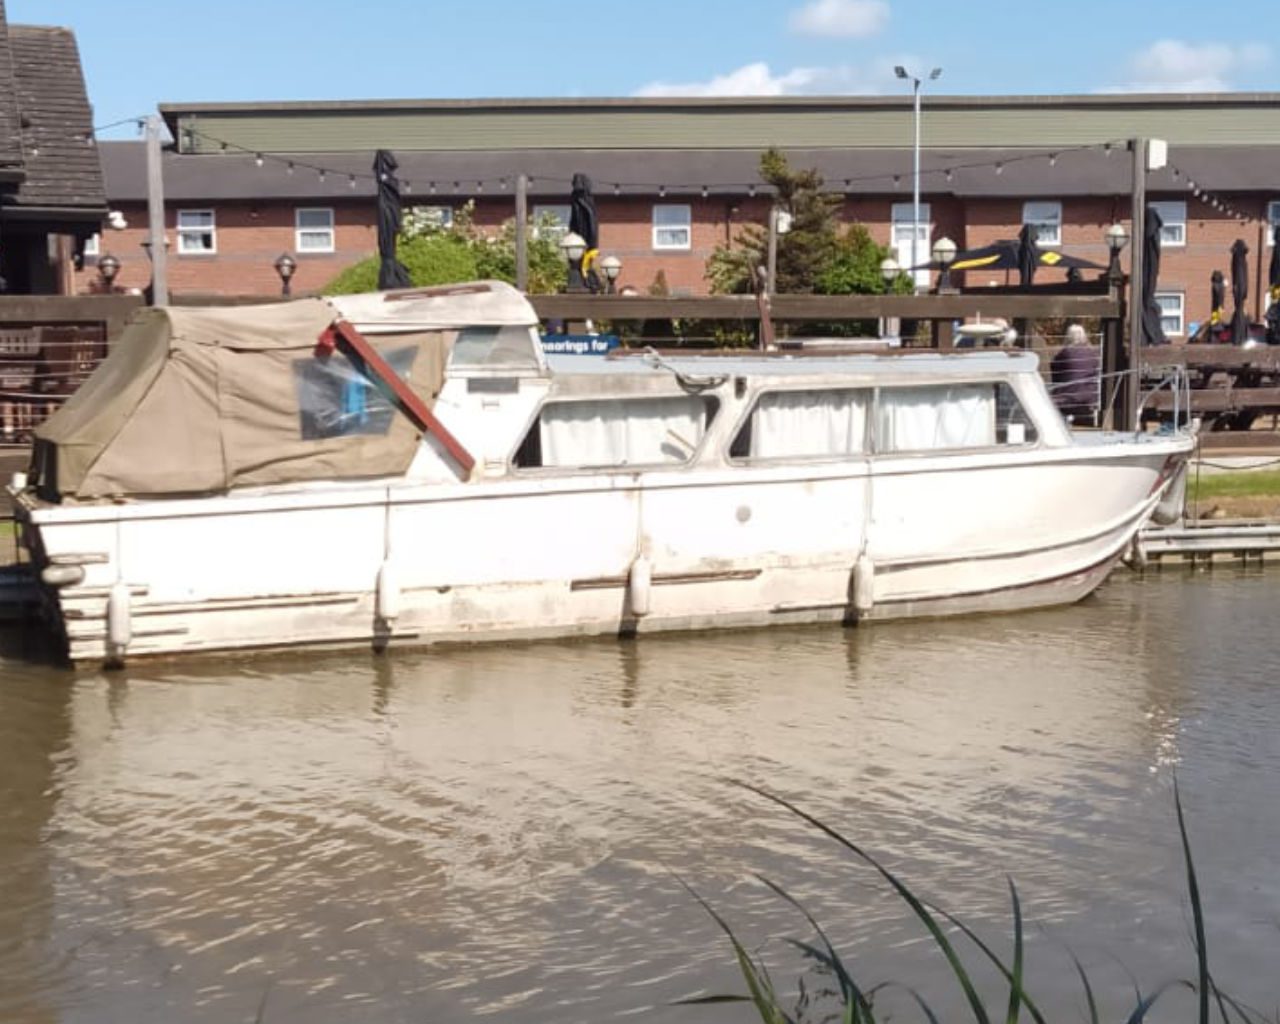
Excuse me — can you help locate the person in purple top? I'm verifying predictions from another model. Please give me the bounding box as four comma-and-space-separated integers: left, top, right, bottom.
1050, 324, 1101, 425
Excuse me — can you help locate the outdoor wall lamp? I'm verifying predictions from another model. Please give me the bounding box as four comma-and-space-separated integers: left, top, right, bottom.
274, 252, 298, 297
880, 256, 901, 286
932, 236, 957, 291
1105, 223, 1130, 278
559, 231, 588, 293
97, 253, 121, 290
599, 254, 622, 294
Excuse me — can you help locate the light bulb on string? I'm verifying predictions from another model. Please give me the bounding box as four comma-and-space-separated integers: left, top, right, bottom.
659, 185, 666, 198
255, 153, 264, 167
286, 162, 294, 175
701, 185, 708, 198
1049, 153, 1058, 167
349, 175, 357, 189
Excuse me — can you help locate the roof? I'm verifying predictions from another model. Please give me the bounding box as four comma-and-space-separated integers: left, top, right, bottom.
4, 23, 105, 211
97, 140, 1280, 202
0, 0, 22, 173
161, 93, 1280, 153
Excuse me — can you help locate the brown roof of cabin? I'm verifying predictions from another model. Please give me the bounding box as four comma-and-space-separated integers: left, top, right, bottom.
6, 23, 105, 210
0, 0, 25, 173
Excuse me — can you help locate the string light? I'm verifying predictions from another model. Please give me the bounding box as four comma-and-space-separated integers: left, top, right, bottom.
1049, 153, 1057, 167
348, 175, 356, 189
255, 153, 264, 167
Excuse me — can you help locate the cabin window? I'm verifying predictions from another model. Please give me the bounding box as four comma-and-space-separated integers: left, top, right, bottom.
516, 395, 717, 469
292, 345, 417, 440
450, 325, 542, 371
875, 382, 1037, 453
729, 388, 869, 461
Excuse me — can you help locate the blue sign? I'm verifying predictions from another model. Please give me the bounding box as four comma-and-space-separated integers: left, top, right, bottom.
540, 333, 620, 355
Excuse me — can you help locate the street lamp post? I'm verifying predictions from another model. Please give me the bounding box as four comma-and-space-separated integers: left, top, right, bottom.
559, 231, 588, 293
1102, 223, 1131, 428
273, 252, 297, 297
895, 65, 942, 293
599, 254, 622, 294
879, 256, 901, 341
1105, 222, 1130, 281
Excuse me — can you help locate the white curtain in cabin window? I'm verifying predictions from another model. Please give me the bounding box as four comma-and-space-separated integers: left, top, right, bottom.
876, 386, 996, 452
539, 397, 705, 468
750, 389, 868, 459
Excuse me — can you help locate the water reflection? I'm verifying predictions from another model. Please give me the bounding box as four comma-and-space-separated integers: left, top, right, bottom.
1, 571, 1279, 1023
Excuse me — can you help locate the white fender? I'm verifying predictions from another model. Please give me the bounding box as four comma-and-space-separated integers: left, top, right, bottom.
853, 555, 875, 613
376, 558, 401, 622
628, 555, 652, 617
1152, 462, 1188, 526
106, 581, 132, 651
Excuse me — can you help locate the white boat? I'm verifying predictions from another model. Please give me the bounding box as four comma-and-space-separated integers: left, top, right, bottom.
9, 281, 1192, 666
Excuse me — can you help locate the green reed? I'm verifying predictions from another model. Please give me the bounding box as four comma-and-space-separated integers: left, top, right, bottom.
681, 781, 1267, 1024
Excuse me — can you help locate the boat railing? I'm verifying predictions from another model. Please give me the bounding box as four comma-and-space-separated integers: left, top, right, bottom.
1136, 364, 1193, 434
1046, 365, 1192, 434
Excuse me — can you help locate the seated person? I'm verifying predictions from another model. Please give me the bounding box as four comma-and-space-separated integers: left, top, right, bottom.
1050, 324, 1101, 424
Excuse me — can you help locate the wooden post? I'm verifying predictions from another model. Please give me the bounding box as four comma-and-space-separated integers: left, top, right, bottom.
515, 173, 528, 293
1127, 138, 1146, 430
145, 114, 169, 306
934, 318, 954, 350
766, 207, 778, 296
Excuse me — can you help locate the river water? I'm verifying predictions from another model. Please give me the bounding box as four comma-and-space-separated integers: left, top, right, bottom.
2, 569, 1280, 1024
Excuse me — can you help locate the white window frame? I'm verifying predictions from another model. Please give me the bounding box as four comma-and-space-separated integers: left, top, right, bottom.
891, 203, 932, 288
1267, 200, 1279, 245
1154, 291, 1185, 337
652, 204, 692, 251
177, 209, 216, 255
1022, 201, 1063, 248
1150, 201, 1187, 248
295, 207, 335, 253
83, 233, 100, 257
532, 204, 571, 240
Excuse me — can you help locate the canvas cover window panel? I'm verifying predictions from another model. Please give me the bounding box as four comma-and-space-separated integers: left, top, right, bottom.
293, 346, 418, 440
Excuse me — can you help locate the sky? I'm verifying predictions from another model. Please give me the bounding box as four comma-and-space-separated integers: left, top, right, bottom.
10, 0, 1277, 137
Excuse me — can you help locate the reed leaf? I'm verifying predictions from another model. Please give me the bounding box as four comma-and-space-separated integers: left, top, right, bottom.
1069, 952, 1099, 1024
1176, 779, 1211, 1024
1005, 879, 1024, 1024
756, 873, 876, 1024
736, 782, 991, 1024
1124, 980, 1194, 1024
675, 873, 794, 1024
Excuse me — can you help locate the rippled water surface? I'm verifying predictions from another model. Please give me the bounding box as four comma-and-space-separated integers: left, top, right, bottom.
3, 569, 1280, 1023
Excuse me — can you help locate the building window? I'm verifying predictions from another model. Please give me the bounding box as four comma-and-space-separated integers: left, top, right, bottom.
1155, 292, 1185, 337
295, 208, 335, 253
1022, 201, 1062, 247
405, 205, 453, 232
652, 204, 692, 250
891, 202, 932, 288
82, 233, 100, 258
1267, 200, 1279, 244
533, 204, 571, 240
1150, 201, 1186, 247
177, 209, 216, 254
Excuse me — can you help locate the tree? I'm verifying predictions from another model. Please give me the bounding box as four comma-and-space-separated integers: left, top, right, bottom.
323, 202, 566, 295
706, 148, 909, 301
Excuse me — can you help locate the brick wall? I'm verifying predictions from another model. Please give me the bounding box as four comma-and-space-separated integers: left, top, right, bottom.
77, 192, 1277, 333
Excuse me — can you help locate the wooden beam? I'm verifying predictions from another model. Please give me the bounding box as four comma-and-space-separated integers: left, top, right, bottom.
1142, 345, 1280, 371
530, 293, 1120, 321
1144, 387, 1280, 412
323, 319, 476, 476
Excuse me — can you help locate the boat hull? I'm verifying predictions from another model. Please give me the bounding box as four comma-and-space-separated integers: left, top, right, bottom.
14, 436, 1191, 666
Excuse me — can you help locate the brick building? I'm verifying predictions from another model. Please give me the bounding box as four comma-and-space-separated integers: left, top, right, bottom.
80, 94, 1280, 337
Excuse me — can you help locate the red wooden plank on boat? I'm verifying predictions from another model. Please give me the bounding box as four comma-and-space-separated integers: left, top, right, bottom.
319, 319, 476, 476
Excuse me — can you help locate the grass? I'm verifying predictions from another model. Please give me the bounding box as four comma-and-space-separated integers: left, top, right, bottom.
681, 781, 1263, 1024
1188, 469, 1280, 502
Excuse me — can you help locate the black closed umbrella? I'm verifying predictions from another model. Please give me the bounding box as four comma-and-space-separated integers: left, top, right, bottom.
1140, 205, 1167, 347
569, 172, 601, 292
1209, 269, 1226, 341
374, 149, 411, 291
1230, 238, 1249, 346
1017, 223, 1040, 288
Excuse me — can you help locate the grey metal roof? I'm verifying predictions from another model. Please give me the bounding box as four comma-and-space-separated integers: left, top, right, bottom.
5, 24, 104, 210
98, 140, 1280, 203
161, 93, 1280, 154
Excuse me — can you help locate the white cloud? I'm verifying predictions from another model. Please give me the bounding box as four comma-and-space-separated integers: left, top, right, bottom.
789, 0, 890, 38
635, 59, 913, 97
1103, 39, 1270, 93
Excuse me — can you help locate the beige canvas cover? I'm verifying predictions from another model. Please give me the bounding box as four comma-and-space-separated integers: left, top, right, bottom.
35, 298, 455, 499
